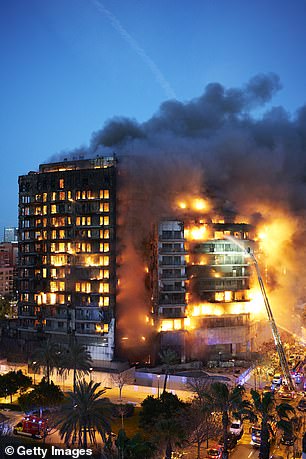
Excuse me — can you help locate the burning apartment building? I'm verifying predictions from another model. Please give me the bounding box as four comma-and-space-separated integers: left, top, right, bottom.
17, 156, 116, 364
152, 217, 263, 362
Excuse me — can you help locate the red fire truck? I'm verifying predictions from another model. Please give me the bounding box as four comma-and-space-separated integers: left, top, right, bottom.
13, 415, 48, 439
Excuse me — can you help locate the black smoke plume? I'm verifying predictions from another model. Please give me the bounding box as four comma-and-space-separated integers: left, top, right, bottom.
51, 73, 306, 346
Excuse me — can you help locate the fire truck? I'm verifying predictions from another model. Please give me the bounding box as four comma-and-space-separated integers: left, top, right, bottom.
13, 415, 48, 439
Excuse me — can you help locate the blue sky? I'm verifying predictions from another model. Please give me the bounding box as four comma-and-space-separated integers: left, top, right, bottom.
1, 0, 306, 233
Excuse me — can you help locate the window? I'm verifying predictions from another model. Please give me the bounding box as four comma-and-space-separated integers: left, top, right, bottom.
100, 216, 109, 226
59, 179, 64, 189
51, 205, 57, 214
100, 202, 109, 212
99, 269, 109, 279
100, 229, 110, 239
100, 256, 109, 266
100, 243, 109, 253
99, 283, 109, 293
100, 190, 109, 199
75, 282, 91, 293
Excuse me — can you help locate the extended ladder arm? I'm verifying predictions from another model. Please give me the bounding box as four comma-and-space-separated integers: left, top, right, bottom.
248, 249, 295, 391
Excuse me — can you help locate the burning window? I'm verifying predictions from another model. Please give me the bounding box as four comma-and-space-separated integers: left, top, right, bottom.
50, 254, 68, 265
100, 256, 109, 266
99, 282, 109, 293
99, 296, 109, 307
99, 243, 109, 253
99, 202, 109, 212
76, 242, 92, 253
75, 282, 91, 293
100, 189, 109, 199
100, 216, 109, 226
100, 229, 109, 239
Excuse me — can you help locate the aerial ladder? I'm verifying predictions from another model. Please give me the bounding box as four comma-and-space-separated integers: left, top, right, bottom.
226, 236, 295, 391
247, 248, 295, 391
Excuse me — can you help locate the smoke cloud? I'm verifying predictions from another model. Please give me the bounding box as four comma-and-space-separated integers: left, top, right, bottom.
51, 73, 306, 350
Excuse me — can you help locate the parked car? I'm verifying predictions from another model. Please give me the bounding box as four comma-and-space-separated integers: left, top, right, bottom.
272, 373, 282, 385
207, 447, 223, 459
263, 384, 274, 394
297, 398, 306, 411
219, 433, 238, 451
229, 419, 243, 437
281, 433, 296, 446
278, 385, 296, 400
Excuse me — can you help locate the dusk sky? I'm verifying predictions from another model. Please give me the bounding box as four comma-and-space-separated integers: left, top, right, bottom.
1, 0, 306, 234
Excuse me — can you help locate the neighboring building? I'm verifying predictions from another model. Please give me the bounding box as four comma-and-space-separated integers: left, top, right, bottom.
152, 220, 188, 360
4, 227, 18, 243
17, 156, 117, 364
0, 242, 18, 297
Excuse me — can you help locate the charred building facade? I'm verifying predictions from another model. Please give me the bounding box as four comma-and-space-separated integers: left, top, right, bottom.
17, 157, 116, 364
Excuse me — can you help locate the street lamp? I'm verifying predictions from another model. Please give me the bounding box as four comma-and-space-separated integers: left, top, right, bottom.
89, 367, 93, 382
157, 374, 161, 398
32, 361, 37, 385
218, 352, 222, 367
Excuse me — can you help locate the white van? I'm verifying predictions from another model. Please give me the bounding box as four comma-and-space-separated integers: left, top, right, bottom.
229, 419, 243, 437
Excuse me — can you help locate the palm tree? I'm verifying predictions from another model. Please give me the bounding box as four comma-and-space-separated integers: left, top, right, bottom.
59, 340, 93, 393
31, 337, 61, 384
159, 348, 179, 393
251, 390, 295, 459
208, 383, 252, 459
56, 380, 112, 449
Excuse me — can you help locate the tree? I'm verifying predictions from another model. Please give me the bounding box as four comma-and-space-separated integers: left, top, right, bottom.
208, 383, 252, 459
55, 380, 112, 449
159, 348, 179, 393
59, 340, 93, 393
124, 432, 156, 459
111, 370, 134, 429
0, 370, 32, 403
31, 338, 61, 384
186, 398, 222, 459
187, 375, 211, 403
0, 296, 11, 319
251, 389, 295, 459
140, 392, 188, 459
111, 371, 134, 401
18, 378, 64, 416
